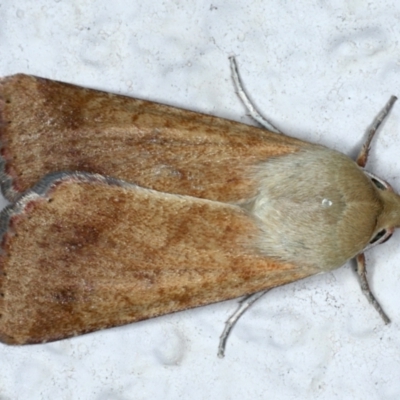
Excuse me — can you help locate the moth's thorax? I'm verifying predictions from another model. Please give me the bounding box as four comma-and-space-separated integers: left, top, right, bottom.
246, 147, 383, 271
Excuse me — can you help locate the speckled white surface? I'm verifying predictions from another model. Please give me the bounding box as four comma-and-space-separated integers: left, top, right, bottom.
1, 1, 400, 399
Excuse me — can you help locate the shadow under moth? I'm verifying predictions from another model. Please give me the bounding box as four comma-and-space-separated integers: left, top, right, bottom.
0, 58, 398, 357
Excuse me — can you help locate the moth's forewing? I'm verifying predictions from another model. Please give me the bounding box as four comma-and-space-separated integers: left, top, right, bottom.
0, 173, 317, 344
0, 74, 307, 201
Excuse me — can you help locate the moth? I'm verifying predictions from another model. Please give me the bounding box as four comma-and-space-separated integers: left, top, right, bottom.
0, 58, 398, 357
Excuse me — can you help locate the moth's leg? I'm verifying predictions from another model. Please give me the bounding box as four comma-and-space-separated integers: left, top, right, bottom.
229, 56, 282, 134
356, 253, 390, 324
356, 96, 397, 167
218, 289, 269, 358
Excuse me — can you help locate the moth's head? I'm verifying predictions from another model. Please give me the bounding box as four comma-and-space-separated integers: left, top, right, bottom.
365, 171, 400, 249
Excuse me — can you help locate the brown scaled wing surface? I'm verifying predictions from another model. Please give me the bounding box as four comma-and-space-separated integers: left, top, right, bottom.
0, 74, 307, 201
0, 173, 319, 344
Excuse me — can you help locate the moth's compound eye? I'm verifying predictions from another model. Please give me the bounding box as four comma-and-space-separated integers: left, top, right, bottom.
369, 229, 392, 245
364, 171, 393, 191
370, 229, 386, 244
371, 177, 387, 190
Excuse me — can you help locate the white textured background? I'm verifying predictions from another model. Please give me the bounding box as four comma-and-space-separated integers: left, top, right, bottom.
1, 1, 400, 399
